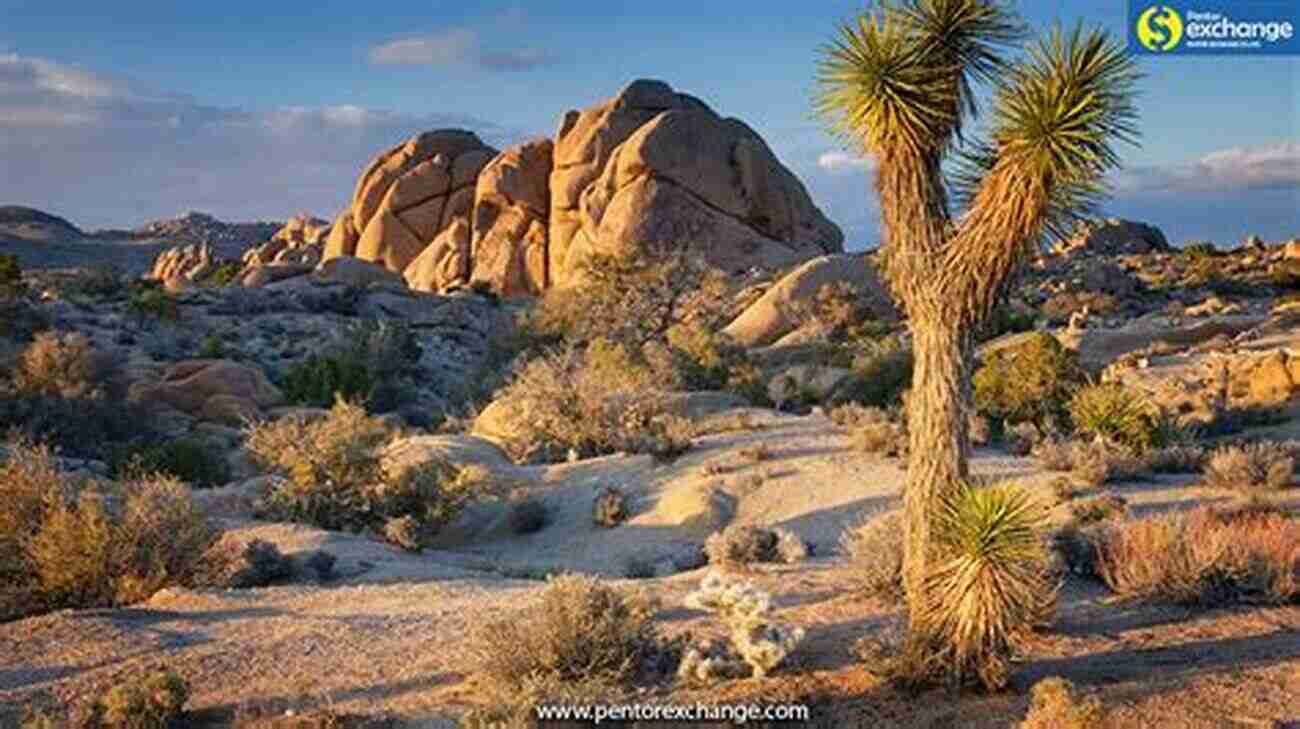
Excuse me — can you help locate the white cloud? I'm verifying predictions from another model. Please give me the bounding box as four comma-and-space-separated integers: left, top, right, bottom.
368, 28, 554, 71
0, 53, 510, 228
817, 150, 874, 173
1115, 141, 1300, 195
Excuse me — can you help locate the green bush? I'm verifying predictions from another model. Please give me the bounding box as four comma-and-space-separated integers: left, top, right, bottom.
280, 319, 420, 412
841, 337, 913, 408
196, 333, 229, 360
1068, 382, 1173, 453
126, 282, 180, 321
88, 669, 189, 729
0, 392, 151, 462
1182, 241, 1219, 258
0, 253, 25, 299
245, 399, 487, 543
110, 438, 230, 489
975, 333, 1084, 429
977, 302, 1037, 343
199, 261, 242, 288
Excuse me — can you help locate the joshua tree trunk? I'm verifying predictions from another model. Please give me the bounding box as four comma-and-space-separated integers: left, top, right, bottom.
901, 308, 973, 626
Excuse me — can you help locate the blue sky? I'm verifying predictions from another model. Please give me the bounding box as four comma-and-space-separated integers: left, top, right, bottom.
0, 0, 1296, 247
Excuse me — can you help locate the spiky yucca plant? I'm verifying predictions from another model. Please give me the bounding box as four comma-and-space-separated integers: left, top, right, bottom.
920, 481, 1056, 689
816, 0, 1139, 672
1068, 382, 1167, 453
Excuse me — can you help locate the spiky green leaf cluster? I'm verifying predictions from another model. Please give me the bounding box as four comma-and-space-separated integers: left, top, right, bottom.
920, 481, 1056, 689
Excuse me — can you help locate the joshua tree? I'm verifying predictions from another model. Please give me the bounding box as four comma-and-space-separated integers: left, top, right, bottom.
815, 0, 1138, 657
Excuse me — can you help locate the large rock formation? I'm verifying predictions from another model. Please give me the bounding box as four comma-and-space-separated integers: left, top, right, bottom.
468, 139, 554, 296
723, 255, 895, 347
551, 80, 843, 287
1057, 218, 1170, 257
323, 130, 499, 274
324, 80, 843, 297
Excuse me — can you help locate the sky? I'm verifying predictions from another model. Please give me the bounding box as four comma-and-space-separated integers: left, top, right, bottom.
0, 0, 1296, 248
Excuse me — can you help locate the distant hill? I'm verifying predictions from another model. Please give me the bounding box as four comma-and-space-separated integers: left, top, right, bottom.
87, 211, 282, 253
0, 206, 84, 243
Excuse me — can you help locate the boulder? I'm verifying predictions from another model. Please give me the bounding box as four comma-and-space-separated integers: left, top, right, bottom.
1285, 239, 1300, 261
723, 255, 895, 347
323, 130, 498, 275
149, 242, 217, 282
1059, 218, 1170, 256
240, 263, 313, 288
316, 256, 405, 288
768, 365, 856, 405
128, 360, 284, 423
404, 218, 471, 293
379, 434, 524, 482
469, 139, 554, 296
273, 214, 331, 247
550, 79, 842, 287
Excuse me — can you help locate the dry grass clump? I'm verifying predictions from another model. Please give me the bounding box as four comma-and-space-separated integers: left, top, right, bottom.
1019, 676, 1106, 729
738, 444, 772, 463
1142, 444, 1206, 474
12, 330, 108, 398
467, 574, 661, 722
1201, 443, 1294, 491
1094, 504, 1300, 606
246, 399, 487, 546
916, 482, 1057, 690
679, 573, 806, 681
839, 509, 904, 600
1, 440, 218, 620
1033, 438, 1146, 488
704, 524, 810, 566
1069, 493, 1128, 525
848, 407, 908, 457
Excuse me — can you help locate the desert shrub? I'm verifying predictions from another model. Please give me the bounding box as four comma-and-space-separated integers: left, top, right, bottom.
839, 509, 904, 600
1068, 382, 1172, 453
703, 524, 807, 566
1143, 444, 1206, 474
1270, 260, 1300, 291
1037, 439, 1146, 488
470, 574, 660, 698
1182, 241, 1219, 258
12, 330, 106, 398
1052, 524, 1104, 577
664, 321, 748, 392
126, 282, 180, 321
0, 253, 24, 298
738, 444, 772, 463
1201, 443, 1294, 491
977, 302, 1037, 343
0, 296, 50, 343
1020, 676, 1105, 729
593, 486, 630, 528
850, 410, 908, 457
527, 253, 731, 350
840, 337, 913, 408
110, 438, 230, 488
679, 573, 806, 681
1069, 493, 1128, 525
246, 399, 485, 542
1, 443, 218, 618
280, 319, 420, 412
917, 482, 1057, 690
486, 344, 690, 463
192, 537, 294, 589
198, 261, 242, 288
0, 390, 150, 462
87, 669, 189, 729
196, 333, 228, 360
974, 333, 1084, 429
1094, 505, 1299, 606
506, 498, 549, 535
